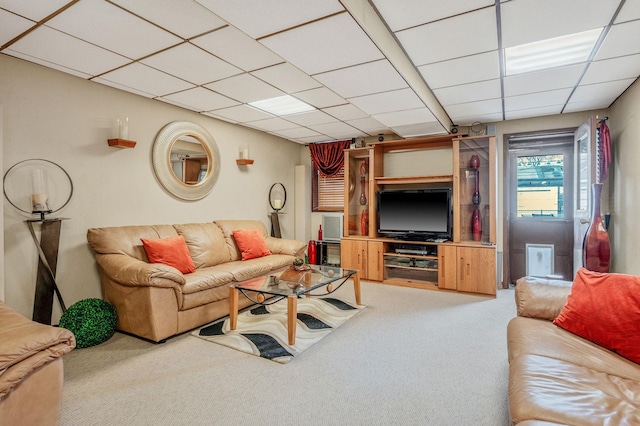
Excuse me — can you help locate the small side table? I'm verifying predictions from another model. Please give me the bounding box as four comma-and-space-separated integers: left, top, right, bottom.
25, 218, 68, 324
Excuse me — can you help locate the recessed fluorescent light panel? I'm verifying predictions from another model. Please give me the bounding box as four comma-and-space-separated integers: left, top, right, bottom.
505, 28, 602, 75
249, 95, 315, 116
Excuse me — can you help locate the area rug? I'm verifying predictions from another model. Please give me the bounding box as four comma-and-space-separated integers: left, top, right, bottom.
192, 297, 364, 364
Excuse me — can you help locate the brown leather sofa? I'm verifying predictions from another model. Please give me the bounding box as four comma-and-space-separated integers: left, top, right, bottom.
0, 301, 75, 426
507, 276, 640, 425
87, 219, 307, 343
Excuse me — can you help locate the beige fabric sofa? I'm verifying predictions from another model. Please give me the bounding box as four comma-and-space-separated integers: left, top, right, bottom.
87, 219, 306, 343
0, 301, 75, 426
507, 276, 640, 425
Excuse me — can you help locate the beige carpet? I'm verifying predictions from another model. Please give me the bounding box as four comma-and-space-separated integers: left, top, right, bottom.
60, 281, 516, 425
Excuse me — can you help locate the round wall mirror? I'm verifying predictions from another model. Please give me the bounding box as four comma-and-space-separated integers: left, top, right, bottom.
152, 121, 220, 200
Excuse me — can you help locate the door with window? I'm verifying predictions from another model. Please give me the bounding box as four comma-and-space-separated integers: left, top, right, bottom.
507, 136, 574, 284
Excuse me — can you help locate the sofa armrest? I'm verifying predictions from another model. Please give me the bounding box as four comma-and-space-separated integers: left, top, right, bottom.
0, 303, 75, 397
95, 253, 186, 287
514, 276, 572, 321
265, 237, 307, 258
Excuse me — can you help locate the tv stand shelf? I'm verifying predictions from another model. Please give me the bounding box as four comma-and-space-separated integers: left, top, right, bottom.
341, 134, 497, 296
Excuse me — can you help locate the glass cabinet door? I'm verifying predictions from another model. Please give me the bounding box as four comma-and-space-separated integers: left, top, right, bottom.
454, 136, 496, 244
344, 148, 372, 237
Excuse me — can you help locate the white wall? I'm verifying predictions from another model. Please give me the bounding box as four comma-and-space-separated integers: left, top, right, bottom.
609, 78, 640, 274
1, 55, 303, 320
0, 105, 4, 301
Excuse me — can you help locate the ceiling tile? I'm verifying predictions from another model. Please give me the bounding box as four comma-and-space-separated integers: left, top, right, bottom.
373, 108, 436, 127
2, 49, 92, 79
418, 51, 500, 89
314, 60, 408, 99
111, 0, 227, 39
195, 0, 344, 39
204, 73, 284, 103
371, 0, 494, 32
98, 63, 195, 97
158, 87, 239, 112
322, 104, 368, 121
434, 79, 501, 106
308, 121, 365, 139
569, 78, 636, 105
582, 54, 640, 85
595, 19, 640, 60
505, 105, 563, 120
260, 12, 384, 75
563, 99, 612, 113
0, 0, 71, 21
348, 88, 424, 115
251, 63, 321, 93
504, 88, 572, 112
206, 104, 274, 122
192, 26, 283, 72
296, 134, 335, 144
293, 87, 346, 108
0, 10, 34, 46
244, 117, 299, 132
4, 26, 130, 76
501, 0, 618, 48
449, 112, 504, 126
346, 117, 388, 135
446, 98, 502, 119
273, 126, 325, 139
391, 121, 447, 138
503, 64, 584, 97
46, 0, 182, 59
615, 0, 640, 24
92, 76, 156, 97
141, 43, 241, 85
284, 111, 336, 126
396, 7, 497, 66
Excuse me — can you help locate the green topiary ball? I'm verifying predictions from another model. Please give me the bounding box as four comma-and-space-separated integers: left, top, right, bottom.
59, 299, 117, 348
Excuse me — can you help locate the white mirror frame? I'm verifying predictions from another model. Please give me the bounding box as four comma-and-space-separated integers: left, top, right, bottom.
153, 121, 220, 201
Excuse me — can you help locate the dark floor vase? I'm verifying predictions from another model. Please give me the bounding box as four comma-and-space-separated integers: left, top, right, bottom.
582, 183, 610, 272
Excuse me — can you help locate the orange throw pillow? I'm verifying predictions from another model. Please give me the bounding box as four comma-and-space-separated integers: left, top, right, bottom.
553, 268, 640, 364
232, 229, 272, 260
141, 235, 195, 274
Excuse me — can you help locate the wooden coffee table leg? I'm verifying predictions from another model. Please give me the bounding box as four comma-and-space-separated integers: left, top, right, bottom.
353, 272, 361, 306
287, 295, 297, 345
229, 286, 239, 330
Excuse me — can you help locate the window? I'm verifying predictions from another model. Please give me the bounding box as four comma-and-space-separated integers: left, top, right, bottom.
312, 163, 344, 212
516, 154, 565, 218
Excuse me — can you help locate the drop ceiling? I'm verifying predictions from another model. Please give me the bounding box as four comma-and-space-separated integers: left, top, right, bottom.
1, 0, 639, 144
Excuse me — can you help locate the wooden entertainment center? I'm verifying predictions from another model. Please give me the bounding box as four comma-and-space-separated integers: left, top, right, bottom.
340, 134, 497, 296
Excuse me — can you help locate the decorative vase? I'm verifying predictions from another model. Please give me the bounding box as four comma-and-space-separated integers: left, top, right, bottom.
582, 183, 610, 272
472, 170, 480, 205
307, 240, 317, 265
469, 154, 480, 169
359, 176, 367, 205
472, 209, 482, 241
361, 210, 369, 236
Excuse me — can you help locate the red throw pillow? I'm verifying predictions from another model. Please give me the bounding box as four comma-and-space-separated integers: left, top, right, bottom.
232, 229, 272, 260
141, 235, 195, 274
553, 268, 640, 364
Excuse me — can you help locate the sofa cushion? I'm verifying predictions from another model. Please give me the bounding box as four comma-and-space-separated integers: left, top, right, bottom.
507, 316, 640, 381
232, 228, 272, 260
553, 268, 640, 364
87, 225, 178, 261
509, 354, 640, 425
214, 220, 269, 261
174, 223, 231, 268
514, 276, 572, 320
141, 235, 195, 274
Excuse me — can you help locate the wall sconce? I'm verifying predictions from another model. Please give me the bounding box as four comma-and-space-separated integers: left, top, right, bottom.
236, 143, 254, 165
108, 116, 136, 148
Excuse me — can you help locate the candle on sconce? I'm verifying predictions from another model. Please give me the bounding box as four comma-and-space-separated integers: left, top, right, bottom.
273, 199, 283, 210
242, 143, 250, 160
31, 169, 50, 212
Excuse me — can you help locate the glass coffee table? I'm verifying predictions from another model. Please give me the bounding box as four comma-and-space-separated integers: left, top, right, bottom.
229, 265, 360, 345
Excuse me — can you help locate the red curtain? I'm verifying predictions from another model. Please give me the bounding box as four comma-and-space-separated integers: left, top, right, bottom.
309, 140, 351, 176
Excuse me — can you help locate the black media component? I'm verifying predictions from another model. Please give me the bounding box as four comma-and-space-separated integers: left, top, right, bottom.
377, 188, 452, 241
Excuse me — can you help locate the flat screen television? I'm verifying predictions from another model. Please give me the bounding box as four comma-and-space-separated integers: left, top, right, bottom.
377, 188, 452, 241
